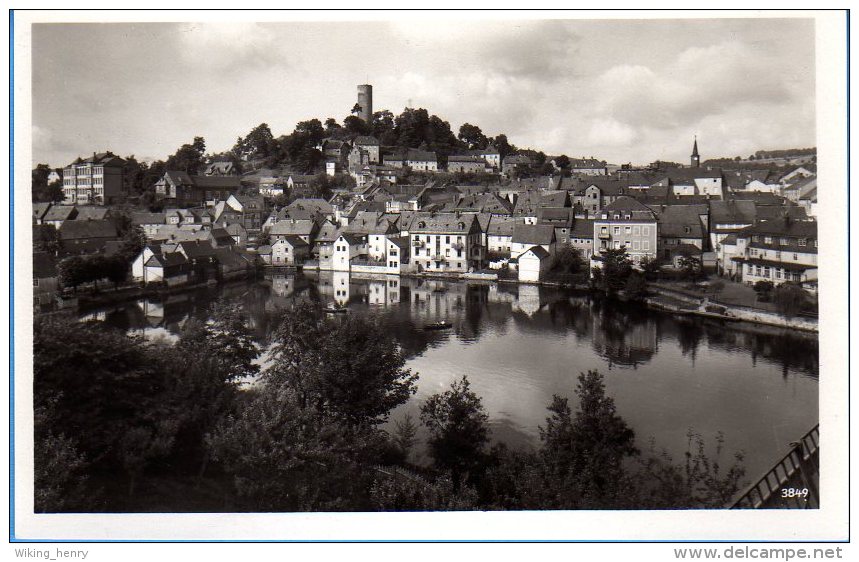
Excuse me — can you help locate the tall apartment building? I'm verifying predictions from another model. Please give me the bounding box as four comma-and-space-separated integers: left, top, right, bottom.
593, 196, 659, 265
62, 152, 127, 205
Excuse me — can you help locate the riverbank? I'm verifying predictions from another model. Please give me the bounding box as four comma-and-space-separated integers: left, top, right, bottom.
644, 285, 818, 333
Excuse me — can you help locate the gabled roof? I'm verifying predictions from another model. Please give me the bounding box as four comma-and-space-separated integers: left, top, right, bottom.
164, 170, 194, 185
410, 212, 479, 234
146, 252, 188, 268
131, 211, 166, 225
353, 135, 380, 146
521, 245, 551, 260
601, 196, 656, 217
487, 217, 520, 236
43, 205, 77, 222
512, 224, 556, 246
570, 218, 595, 238
537, 206, 575, 226
32, 202, 52, 221
651, 205, 708, 238
270, 219, 316, 237
274, 235, 310, 248
73, 206, 111, 221
709, 200, 758, 225
58, 219, 117, 240
338, 232, 367, 245
178, 240, 217, 259
755, 205, 809, 222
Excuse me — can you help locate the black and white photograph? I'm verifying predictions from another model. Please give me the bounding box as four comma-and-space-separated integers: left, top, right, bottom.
9, 8, 851, 546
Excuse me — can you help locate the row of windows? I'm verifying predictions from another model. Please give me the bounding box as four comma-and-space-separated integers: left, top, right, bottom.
751, 235, 817, 247
746, 264, 803, 282
601, 225, 651, 236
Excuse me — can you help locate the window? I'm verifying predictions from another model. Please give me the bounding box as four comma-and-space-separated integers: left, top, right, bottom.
793, 253, 798, 260
642, 240, 650, 250
601, 227, 608, 234
764, 236, 773, 244
798, 238, 807, 246
763, 267, 770, 278
633, 226, 640, 236
780, 238, 789, 246
776, 268, 782, 279
642, 226, 649, 236
625, 226, 631, 234
613, 226, 620, 235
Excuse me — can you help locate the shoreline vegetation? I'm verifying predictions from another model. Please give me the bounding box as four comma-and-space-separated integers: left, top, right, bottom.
35, 301, 751, 513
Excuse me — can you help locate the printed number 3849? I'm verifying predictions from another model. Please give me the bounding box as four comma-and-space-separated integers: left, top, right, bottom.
781, 488, 809, 498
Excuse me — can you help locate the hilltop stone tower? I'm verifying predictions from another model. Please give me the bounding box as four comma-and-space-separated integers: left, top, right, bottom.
691, 136, 700, 168
357, 84, 373, 123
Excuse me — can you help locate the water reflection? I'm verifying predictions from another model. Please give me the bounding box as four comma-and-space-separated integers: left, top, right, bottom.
81, 272, 819, 479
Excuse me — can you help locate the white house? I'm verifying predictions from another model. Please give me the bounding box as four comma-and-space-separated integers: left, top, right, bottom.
518, 246, 552, 283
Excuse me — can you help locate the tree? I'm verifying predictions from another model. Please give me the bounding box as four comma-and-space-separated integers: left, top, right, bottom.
57, 255, 88, 292
772, 282, 808, 318
640, 256, 662, 280
372, 110, 396, 145
265, 303, 417, 426
34, 318, 179, 499
343, 115, 372, 136
556, 246, 585, 274
179, 300, 260, 383
539, 370, 638, 505
753, 280, 775, 302
206, 386, 383, 511
32, 164, 64, 202
233, 123, 275, 160
594, 247, 633, 294
553, 155, 571, 170
420, 376, 489, 485
677, 255, 705, 281
392, 413, 419, 462
624, 271, 648, 301
458, 123, 488, 149
166, 136, 206, 174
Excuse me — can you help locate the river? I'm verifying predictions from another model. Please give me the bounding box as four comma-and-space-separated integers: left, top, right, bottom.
80, 271, 819, 482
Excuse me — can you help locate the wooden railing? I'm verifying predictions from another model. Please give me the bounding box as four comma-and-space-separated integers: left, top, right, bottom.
731, 424, 819, 509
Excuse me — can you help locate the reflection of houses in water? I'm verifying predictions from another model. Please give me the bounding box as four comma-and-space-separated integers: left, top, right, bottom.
487, 284, 516, 304
590, 305, 658, 368
366, 276, 402, 307
512, 284, 542, 316
409, 279, 467, 320
78, 310, 107, 322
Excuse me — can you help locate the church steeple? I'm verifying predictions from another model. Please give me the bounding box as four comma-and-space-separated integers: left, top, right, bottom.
691, 136, 700, 168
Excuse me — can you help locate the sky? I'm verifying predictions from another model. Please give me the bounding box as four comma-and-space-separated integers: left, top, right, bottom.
31, 17, 816, 168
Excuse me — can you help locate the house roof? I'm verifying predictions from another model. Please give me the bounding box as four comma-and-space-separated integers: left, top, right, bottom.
58, 219, 117, 240
73, 206, 111, 221
164, 170, 194, 185
599, 196, 657, 221
146, 252, 188, 268
651, 205, 708, 238
353, 135, 380, 146
69, 152, 126, 167
178, 240, 217, 259
43, 205, 77, 222
274, 235, 309, 248
570, 218, 595, 238
521, 245, 551, 260
270, 219, 316, 237
537, 206, 575, 226
131, 211, 166, 225
448, 154, 486, 163
512, 224, 556, 246
410, 212, 479, 234
709, 200, 757, 225
339, 232, 367, 245
487, 217, 520, 236
32, 202, 52, 221
388, 235, 410, 249
214, 248, 253, 269
755, 205, 809, 222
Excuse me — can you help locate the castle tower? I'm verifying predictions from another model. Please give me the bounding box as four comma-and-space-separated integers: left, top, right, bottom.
691, 136, 700, 168
357, 84, 373, 123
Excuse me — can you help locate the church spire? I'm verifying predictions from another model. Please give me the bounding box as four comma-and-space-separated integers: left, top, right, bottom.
691, 135, 700, 168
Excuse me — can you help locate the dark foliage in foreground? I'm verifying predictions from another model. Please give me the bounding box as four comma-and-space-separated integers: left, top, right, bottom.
33, 303, 746, 512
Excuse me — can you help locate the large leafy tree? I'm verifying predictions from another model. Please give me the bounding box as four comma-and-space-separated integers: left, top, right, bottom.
233, 123, 276, 160
458, 123, 488, 150
165, 136, 206, 174
420, 375, 489, 485
32, 164, 64, 203
265, 302, 417, 426
594, 247, 633, 294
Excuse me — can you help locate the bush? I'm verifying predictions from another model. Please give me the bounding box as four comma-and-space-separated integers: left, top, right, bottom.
772, 282, 809, 318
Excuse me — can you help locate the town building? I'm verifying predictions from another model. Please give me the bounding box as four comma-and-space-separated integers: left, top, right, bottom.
592, 196, 659, 266
447, 155, 487, 174
721, 220, 818, 290
408, 212, 484, 273
62, 152, 127, 205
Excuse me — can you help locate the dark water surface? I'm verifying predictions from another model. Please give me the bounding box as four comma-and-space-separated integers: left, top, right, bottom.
82, 271, 819, 481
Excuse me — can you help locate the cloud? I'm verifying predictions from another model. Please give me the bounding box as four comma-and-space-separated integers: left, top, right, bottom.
177, 22, 281, 70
